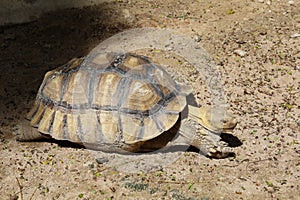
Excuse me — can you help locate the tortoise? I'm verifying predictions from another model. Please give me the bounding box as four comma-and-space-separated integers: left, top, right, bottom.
16, 53, 237, 158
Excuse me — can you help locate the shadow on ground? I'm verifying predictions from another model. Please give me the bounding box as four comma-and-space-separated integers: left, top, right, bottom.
0, 2, 129, 138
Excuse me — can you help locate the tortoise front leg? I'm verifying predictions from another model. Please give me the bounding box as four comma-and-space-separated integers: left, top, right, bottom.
179, 118, 235, 158
192, 129, 235, 158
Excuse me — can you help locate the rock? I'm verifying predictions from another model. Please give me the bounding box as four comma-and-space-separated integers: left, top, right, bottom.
123, 9, 135, 23
234, 49, 247, 57
194, 34, 201, 42
288, 0, 295, 5
290, 33, 300, 38
96, 157, 109, 164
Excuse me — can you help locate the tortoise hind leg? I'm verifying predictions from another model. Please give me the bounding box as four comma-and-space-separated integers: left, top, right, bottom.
14, 120, 48, 141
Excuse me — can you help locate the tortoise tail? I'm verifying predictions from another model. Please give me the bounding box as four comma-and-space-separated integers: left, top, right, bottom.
14, 120, 47, 141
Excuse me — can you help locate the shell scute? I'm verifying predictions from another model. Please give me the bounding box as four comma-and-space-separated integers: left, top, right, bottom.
122, 79, 162, 112
93, 71, 123, 107
62, 70, 90, 107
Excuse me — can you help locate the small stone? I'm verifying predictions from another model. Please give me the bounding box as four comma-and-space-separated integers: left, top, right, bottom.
166, 46, 173, 51
83, 162, 95, 169
258, 0, 264, 3
96, 157, 109, 164
288, 0, 294, 5
123, 9, 135, 23
297, 119, 300, 127
194, 34, 201, 42
234, 49, 247, 57
290, 33, 300, 38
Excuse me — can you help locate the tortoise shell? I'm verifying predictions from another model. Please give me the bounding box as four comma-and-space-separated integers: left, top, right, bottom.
27, 53, 188, 147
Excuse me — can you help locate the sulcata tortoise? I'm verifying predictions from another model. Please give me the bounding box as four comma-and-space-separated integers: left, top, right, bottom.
17, 53, 237, 158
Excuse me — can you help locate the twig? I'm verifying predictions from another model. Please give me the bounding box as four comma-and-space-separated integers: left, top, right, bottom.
29, 186, 38, 200
246, 158, 272, 171
16, 177, 23, 200
158, 180, 188, 184
222, 158, 250, 168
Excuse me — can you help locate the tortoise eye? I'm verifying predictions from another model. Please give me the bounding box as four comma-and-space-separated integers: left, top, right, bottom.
221, 120, 227, 124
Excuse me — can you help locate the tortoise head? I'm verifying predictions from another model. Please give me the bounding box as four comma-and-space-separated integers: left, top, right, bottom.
187, 105, 237, 134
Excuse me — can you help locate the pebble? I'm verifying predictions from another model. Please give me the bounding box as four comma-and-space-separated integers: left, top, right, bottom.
96, 157, 109, 164
258, 0, 264, 3
234, 49, 247, 57
123, 9, 135, 23
288, 0, 294, 5
83, 162, 94, 168
194, 34, 201, 42
166, 46, 174, 51
290, 33, 300, 38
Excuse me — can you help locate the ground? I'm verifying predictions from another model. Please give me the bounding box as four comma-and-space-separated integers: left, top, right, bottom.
0, 0, 300, 199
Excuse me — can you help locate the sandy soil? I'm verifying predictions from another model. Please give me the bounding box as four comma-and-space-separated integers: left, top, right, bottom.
1, 0, 300, 199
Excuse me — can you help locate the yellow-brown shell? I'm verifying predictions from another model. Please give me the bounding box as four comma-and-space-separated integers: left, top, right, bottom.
27, 53, 188, 145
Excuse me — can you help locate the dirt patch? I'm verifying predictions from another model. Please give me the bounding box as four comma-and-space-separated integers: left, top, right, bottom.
1, 0, 299, 199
